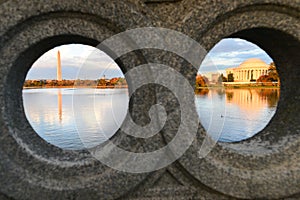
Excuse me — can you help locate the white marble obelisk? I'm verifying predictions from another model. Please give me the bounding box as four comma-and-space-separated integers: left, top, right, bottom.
57, 50, 62, 81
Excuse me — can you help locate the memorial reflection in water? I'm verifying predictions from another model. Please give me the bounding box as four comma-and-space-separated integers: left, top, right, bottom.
195, 88, 280, 142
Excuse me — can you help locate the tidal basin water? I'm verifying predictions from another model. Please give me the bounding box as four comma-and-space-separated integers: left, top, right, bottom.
195, 88, 280, 142
23, 88, 129, 150
23, 87, 279, 150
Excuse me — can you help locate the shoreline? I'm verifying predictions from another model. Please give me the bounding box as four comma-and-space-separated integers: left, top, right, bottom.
23, 85, 279, 90
195, 86, 280, 89
196, 83, 280, 89
23, 86, 128, 89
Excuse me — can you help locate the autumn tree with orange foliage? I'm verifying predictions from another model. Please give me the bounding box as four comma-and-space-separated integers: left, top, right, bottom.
195, 74, 209, 88
257, 62, 279, 82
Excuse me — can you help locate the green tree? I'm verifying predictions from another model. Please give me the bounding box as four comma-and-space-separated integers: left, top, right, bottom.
117, 78, 127, 85
217, 74, 226, 84
227, 73, 234, 82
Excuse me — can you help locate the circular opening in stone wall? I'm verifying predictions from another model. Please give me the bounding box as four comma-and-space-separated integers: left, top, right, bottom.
22, 44, 129, 150
195, 38, 280, 142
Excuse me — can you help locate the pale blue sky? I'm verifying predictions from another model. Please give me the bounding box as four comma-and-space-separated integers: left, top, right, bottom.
26, 44, 124, 80
26, 39, 273, 80
199, 38, 273, 74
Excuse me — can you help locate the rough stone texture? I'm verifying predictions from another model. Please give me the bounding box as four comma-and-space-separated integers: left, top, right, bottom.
0, 0, 299, 199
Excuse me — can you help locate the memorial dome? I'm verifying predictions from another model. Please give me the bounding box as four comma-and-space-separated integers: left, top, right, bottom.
238, 58, 269, 69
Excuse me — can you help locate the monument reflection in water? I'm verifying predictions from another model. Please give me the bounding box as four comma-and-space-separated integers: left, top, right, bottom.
23, 87, 279, 149
195, 88, 280, 142
23, 88, 129, 150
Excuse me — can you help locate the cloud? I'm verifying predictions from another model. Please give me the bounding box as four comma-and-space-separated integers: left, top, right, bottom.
198, 38, 273, 73
26, 39, 274, 79
26, 44, 124, 80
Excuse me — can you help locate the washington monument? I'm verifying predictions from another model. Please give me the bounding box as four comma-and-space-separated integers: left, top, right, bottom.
57, 50, 62, 81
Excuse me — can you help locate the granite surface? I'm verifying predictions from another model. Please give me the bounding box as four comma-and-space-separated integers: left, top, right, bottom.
0, 0, 299, 199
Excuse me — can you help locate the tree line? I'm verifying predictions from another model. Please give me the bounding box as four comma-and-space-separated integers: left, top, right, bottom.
24, 77, 127, 87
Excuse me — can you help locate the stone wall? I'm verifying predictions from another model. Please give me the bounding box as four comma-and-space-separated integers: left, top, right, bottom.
0, 0, 299, 199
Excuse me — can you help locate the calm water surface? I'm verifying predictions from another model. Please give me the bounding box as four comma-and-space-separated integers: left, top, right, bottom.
195, 88, 280, 142
23, 88, 129, 150
23, 87, 279, 149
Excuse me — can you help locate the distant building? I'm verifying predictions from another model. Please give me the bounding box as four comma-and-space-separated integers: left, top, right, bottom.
211, 73, 220, 83
226, 58, 269, 82
201, 72, 221, 83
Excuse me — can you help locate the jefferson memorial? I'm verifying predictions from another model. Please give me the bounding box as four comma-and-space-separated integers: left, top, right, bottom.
226, 58, 269, 82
